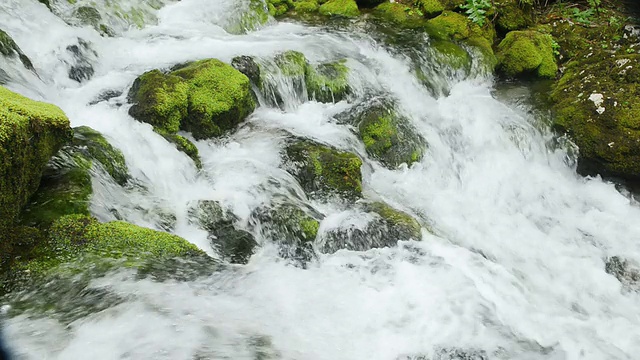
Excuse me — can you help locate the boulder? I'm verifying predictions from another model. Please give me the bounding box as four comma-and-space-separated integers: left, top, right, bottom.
496, 30, 557, 78
128, 59, 255, 140
0, 86, 72, 229
284, 140, 363, 200
319, 0, 360, 18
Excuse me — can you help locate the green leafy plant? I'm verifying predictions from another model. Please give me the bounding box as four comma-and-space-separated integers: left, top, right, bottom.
551, 39, 560, 57
461, 0, 491, 26
587, 0, 601, 14
570, 7, 594, 25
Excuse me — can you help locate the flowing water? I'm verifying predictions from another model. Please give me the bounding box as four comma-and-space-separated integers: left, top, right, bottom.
2, 0, 640, 359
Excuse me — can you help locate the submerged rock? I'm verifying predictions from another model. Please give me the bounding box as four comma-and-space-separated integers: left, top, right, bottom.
66, 39, 97, 83
496, 30, 557, 79
306, 59, 350, 103
156, 130, 202, 169
605, 256, 640, 291
231, 55, 261, 85
284, 139, 363, 200
128, 58, 255, 140
0, 28, 35, 72
0, 86, 72, 229
355, 101, 425, 168
19, 126, 130, 228
252, 201, 322, 262
319, 201, 422, 253
188, 200, 257, 264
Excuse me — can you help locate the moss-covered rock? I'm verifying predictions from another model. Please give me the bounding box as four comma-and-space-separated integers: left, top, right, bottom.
496, 30, 557, 79
231, 55, 261, 85
431, 39, 472, 71
291, 0, 320, 14
253, 202, 322, 262
238, 0, 271, 33
319, 201, 422, 253
4, 215, 205, 288
373, 2, 424, 27
305, 60, 350, 102
417, 0, 445, 18
357, 102, 425, 168
0, 86, 72, 229
319, 0, 359, 18
128, 59, 255, 140
188, 200, 257, 264
284, 140, 363, 200
494, 0, 533, 33
20, 126, 129, 228
0, 28, 34, 71
267, 0, 290, 16
426, 10, 496, 67
156, 130, 202, 169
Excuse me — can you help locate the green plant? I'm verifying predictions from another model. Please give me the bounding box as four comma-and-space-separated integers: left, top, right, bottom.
587, 0, 601, 14
570, 7, 594, 25
461, 0, 491, 26
551, 39, 560, 57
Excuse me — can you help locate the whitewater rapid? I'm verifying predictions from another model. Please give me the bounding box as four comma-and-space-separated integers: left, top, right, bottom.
2, 0, 640, 359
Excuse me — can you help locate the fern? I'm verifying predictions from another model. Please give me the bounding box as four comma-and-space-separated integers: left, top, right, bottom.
461, 0, 492, 26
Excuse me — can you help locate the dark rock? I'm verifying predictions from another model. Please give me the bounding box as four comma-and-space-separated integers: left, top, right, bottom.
232, 55, 261, 85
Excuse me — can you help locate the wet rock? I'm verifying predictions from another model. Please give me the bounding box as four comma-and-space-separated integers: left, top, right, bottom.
284, 139, 362, 200
318, 201, 422, 253
496, 30, 557, 78
189, 200, 258, 264
493, 0, 533, 34
252, 201, 322, 263
319, 0, 359, 18
0, 28, 35, 72
128, 58, 255, 140
605, 256, 640, 290
0, 86, 72, 229
155, 130, 202, 169
66, 39, 97, 83
232, 55, 261, 85
354, 100, 425, 168
88, 89, 122, 105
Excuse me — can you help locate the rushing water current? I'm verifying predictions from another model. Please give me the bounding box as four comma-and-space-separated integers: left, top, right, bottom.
2, 0, 640, 359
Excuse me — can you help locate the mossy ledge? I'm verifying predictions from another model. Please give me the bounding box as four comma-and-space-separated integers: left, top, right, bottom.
128, 59, 255, 141
0, 86, 72, 229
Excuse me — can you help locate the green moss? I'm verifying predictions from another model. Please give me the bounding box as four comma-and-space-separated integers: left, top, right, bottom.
418, 0, 444, 18
239, 0, 271, 33
72, 126, 129, 185
286, 140, 362, 200
494, 0, 532, 33
128, 59, 255, 140
431, 39, 471, 71
357, 103, 425, 168
365, 201, 422, 239
497, 30, 557, 78
292, 0, 319, 13
0, 28, 34, 71
319, 0, 359, 17
305, 60, 350, 102
0, 86, 72, 230
75, 6, 101, 27
300, 217, 320, 240
373, 2, 424, 26
267, 0, 290, 16
156, 130, 202, 169
275, 50, 309, 77
427, 10, 471, 39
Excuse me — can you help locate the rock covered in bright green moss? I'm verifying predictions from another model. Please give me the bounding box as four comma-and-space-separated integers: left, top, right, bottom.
284, 140, 363, 200
496, 30, 557, 78
291, 0, 319, 14
373, 2, 424, 26
319, 201, 422, 253
319, 0, 359, 18
274, 50, 309, 78
0, 28, 34, 71
188, 200, 257, 264
156, 130, 202, 169
357, 102, 425, 168
20, 126, 130, 228
128, 59, 255, 140
253, 201, 322, 262
426, 10, 496, 67
494, 0, 532, 33
431, 39, 472, 71
267, 0, 290, 16
418, 0, 444, 18
238, 0, 271, 33
0, 86, 72, 229
305, 60, 350, 102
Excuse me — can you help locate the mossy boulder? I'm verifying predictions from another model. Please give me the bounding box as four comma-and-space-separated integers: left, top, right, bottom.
284, 140, 363, 200
237, 0, 271, 33
128, 59, 255, 140
291, 0, 320, 14
3, 215, 205, 291
496, 30, 557, 79
267, 0, 290, 16
305, 60, 350, 102
319, 201, 422, 253
319, 0, 359, 18
0, 28, 34, 72
418, 0, 445, 18
19, 126, 129, 228
357, 102, 425, 168
253, 202, 322, 262
426, 10, 496, 67
431, 39, 472, 72
0, 86, 72, 229
188, 200, 257, 264
232, 55, 261, 85
494, 0, 533, 33
373, 2, 425, 27
551, 52, 640, 180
